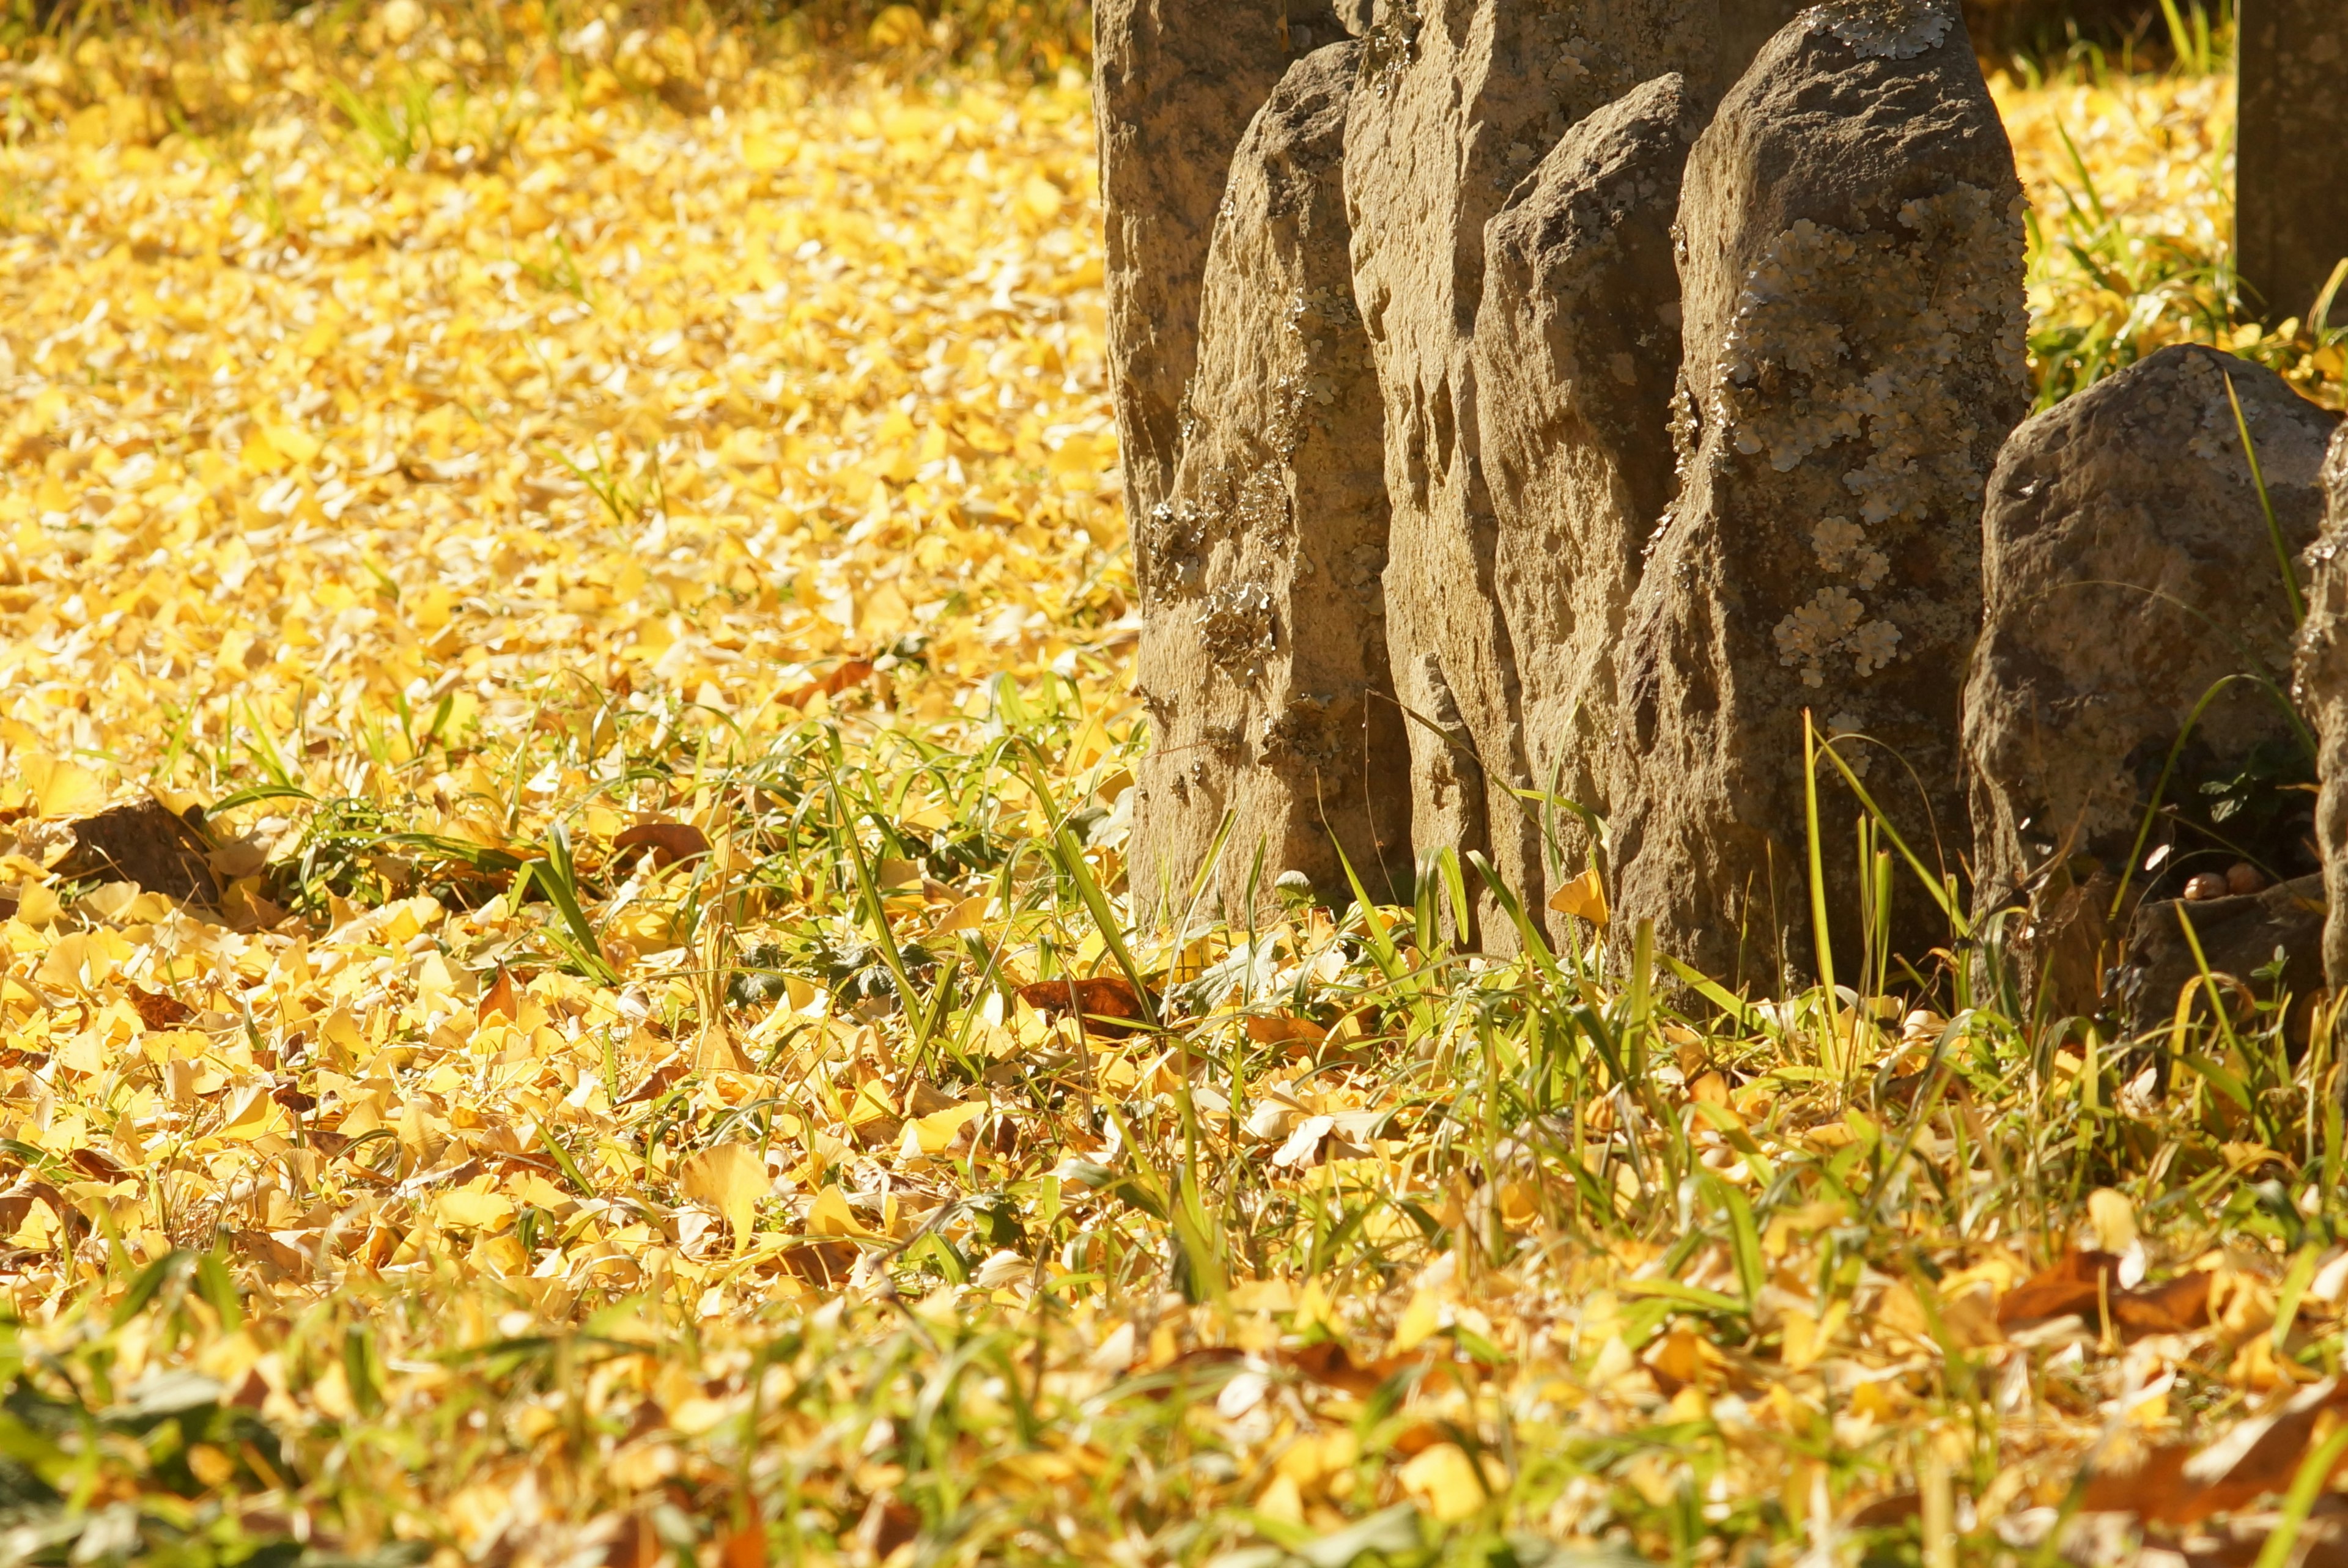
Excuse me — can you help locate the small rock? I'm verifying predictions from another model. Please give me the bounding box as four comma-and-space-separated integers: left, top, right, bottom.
1965, 345, 2338, 913
2183, 872, 2229, 902
2114, 873, 2326, 1043
2227, 862, 2267, 897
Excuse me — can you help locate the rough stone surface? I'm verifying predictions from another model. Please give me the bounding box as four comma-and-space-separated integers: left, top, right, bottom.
1094, 2, 1329, 550
1966, 346, 2338, 916
60, 800, 219, 907
1344, 0, 1715, 943
1475, 73, 1701, 949
2238, 0, 2348, 328
1129, 43, 1412, 922
2113, 874, 2326, 1045
1608, 0, 2030, 988
2294, 424, 2348, 991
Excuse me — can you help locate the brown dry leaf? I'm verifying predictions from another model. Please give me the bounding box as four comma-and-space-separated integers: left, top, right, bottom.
782, 658, 876, 708
1996, 1249, 2115, 1323
613, 821, 712, 869
619, 1051, 692, 1106
1016, 976, 1151, 1039
2080, 1381, 2348, 1525
714, 1520, 768, 1568
1996, 1249, 2213, 1338
128, 986, 195, 1028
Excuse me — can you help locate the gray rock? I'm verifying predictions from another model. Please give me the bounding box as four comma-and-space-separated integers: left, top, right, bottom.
1966, 346, 2338, 918
1475, 73, 1702, 950
2294, 424, 2348, 990
2113, 874, 2326, 1047
1608, 0, 2029, 988
1343, 0, 1715, 944
1130, 44, 1412, 923
1095, 2, 1326, 550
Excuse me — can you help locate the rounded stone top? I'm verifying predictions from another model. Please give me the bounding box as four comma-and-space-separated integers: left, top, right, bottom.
1799, 0, 1957, 59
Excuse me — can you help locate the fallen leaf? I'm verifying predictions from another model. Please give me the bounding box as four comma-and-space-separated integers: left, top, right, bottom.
613, 821, 712, 869
681, 1144, 769, 1245
128, 987, 195, 1028
782, 658, 874, 707
1546, 867, 1608, 926
1399, 1442, 1499, 1523
1016, 975, 1151, 1039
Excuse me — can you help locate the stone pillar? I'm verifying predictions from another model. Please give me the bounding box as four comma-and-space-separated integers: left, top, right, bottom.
2293, 425, 2348, 991
1608, 0, 2031, 990
1129, 43, 1412, 923
1342, 0, 1716, 946
1094, 2, 1329, 570
2238, 0, 2348, 326
1474, 75, 1702, 952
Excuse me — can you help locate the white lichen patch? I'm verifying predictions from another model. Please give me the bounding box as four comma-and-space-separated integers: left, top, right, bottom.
1195, 580, 1279, 682
1773, 586, 1863, 686
1811, 516, 1889, 588
1713, 182, 2025, 683
1800, 0, 1955, 61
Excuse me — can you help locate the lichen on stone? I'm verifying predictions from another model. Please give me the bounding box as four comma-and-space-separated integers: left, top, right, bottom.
1714, 183, 2023, 683
1799, 0, 1956, 60
1358, 1, 1422, 96
1195, 580, 1279, 680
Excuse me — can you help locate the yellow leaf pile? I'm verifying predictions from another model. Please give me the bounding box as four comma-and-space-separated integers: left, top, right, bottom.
0, 8, 2342, 1565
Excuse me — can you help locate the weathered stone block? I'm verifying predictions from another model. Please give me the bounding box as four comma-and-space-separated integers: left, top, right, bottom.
2292, 424, 2348, 990
2238, 0, 2348, 328
1966, 346, 2338, 926
1476, 73, 1702, 950
2113, 874, 2326, 1045
1094, 2, 1325, 545
1130, 43, 1412, 922
1343, 0, 1715, 943
1609, 0, 2029, 988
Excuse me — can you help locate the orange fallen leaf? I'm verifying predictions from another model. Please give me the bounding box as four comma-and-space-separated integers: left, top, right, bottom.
613, 820, 712, 869
781, 658, 875, 707
1016, 975, 1152, 1039
1996, 1249, 2214, 1338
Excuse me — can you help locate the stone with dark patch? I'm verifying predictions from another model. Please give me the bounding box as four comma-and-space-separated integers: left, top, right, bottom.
1966, 346, 2337, 922
59, 799, 220, 907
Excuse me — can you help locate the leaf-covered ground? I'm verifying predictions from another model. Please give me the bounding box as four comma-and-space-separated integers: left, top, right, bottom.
1, 8, 2345, 1566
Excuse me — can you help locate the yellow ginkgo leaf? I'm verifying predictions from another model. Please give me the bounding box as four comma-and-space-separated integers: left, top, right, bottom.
681, 1144, 770, 1246
807, 1183, 868, 1239
437, 1188, 515, 1232
21, 757, 103, 820
909, 1099, 987, 1155
1545, 867, 1608, 927
1400, 1442, 1501, 1523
